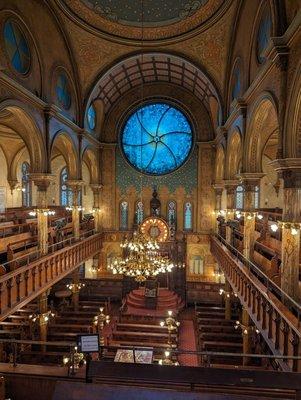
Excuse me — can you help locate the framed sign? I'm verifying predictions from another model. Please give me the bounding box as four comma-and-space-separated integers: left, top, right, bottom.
77, 334, 99, 353
114, 348, 153, 364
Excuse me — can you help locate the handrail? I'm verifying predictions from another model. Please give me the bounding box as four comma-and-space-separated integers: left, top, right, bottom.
215, 233, 301, 318
1, 229, 96, 272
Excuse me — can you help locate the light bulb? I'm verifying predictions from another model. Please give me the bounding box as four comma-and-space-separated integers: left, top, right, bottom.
257, 214, 263, 220
291, 228, 298, 236
271, 223, 278, 232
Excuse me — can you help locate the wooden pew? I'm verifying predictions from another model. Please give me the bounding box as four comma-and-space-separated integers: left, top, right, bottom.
111, 331, 177, 345
116, 323, 169, 334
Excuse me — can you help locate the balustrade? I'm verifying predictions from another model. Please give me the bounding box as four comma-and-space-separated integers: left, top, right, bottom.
210, 235, 301, 372
0, 233, 102, 321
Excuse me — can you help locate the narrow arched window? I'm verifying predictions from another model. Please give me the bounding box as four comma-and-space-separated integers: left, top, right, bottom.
167, 201, 177, 228
21, 162, 31, 207
184, 202, 192, 231
60, 166, 73, 206
254, 185, 260, 209
120, 201, 128, 230
235, 185, 244, 210
135, 201, 144, 225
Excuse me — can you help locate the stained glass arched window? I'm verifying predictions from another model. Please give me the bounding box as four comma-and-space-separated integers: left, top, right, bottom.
235, 185, 244, 210
121, 102, 193, 175
4, 20, 30, 74
135, 201, 144, 224
231, 64, 241, 103
254, 185, 260, 209
256, 8, 272, 64
60, 167, 73, 206
87, 103, 96, 130
184, 202, 192, 230
120, 201, 128, 230
167, 200, 177, 228
56, 73, 71, 110
21, 162, 31, 207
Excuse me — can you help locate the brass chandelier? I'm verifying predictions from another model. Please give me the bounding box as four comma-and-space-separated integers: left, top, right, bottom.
108, 231, 175, 282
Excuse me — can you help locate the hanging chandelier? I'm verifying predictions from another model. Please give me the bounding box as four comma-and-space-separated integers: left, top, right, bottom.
108, 231, 175, 282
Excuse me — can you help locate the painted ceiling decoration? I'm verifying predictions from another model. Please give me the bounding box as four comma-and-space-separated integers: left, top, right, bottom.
59, 0, 231, 42
87, 52, 222, 122
80, 0, 209, 27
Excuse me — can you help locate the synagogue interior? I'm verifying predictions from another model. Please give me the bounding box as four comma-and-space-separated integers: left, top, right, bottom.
0, 0, 300, 399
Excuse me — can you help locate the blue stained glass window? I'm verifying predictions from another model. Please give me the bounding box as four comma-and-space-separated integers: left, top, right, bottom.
60, 167, 73, 206
256, 9, 272, 64
231, 65, 241, 102
121, 103, 193, 175
56, 74, 71, 110
167, 200, 177, 228
4, 20, 30, 74
21, 162, 31, 207
184, 202, 192, 230
120, 201, 128, 230
235, 185, 244, 210
136, 201, 144, 224
87, 103, 96, 130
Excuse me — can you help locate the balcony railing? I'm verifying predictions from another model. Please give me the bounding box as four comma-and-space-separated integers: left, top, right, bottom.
210, 234, 301, 372
0, 232, 102, 321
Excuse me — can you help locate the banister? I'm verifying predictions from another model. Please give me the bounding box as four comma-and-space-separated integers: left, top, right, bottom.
210, 235, 301, 372
0, 232, 102, 321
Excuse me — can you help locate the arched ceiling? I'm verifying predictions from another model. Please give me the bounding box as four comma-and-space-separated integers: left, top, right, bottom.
88, 52, 222, 122
57, 0, 233, 42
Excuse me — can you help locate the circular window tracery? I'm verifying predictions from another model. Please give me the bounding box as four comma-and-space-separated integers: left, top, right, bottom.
3, 20, 30, 74
121, 102, 193, 175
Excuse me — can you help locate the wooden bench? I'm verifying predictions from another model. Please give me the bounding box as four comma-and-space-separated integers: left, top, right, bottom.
107, 340, 176, 351
49, 324, 92, 334
200, 332, 242, 342
7, 237, 38, 270
202, 340, 243, 352
112, 331, 177, 344
116, 323, 168, 334
198, 324, 237, 334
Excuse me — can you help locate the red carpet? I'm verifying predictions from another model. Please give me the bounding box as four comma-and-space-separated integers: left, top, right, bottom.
178, 320, 198, 367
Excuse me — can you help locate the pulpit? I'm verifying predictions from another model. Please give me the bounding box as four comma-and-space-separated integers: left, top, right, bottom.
144, 280, 158, 309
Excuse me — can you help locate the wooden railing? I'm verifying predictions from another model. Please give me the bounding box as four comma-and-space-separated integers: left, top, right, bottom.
210, 235, 301, 372
0, 233, 102, 321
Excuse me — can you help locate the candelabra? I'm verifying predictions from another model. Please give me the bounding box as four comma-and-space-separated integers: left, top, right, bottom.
66, 282, 85, 292
63, 346, 85, 375
219, 288, 238, 299
160, 310, 180, 349
93, 307, 110, 346
158, 350, 179, 366
29, 310, 55, 324
234, 320, 260, 336
65, 205, 85, 211
28, 209, 56, 217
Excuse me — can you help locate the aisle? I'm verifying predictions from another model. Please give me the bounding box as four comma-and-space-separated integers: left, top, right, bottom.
178, 320, 199, 367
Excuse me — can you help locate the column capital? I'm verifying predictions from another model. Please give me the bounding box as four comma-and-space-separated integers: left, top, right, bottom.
223, 180, 240, 192
239, 173, 265, 189
270, 158, 301, 188
90, 183, 103, 194
30, 173, 55, 191
66, 179, 84, 191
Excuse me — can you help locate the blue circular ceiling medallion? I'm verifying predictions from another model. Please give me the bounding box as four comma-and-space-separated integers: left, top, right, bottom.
121, 102, 193, 175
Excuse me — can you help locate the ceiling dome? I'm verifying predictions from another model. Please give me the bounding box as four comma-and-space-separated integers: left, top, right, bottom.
59, 0, 231, 42
80, 0, 208, 27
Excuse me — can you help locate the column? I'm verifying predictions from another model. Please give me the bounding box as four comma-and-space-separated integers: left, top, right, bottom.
240, 174, 264, 259
38, 290, 49, 352
91, 184, 103, 233
71, 268, 80, 311
224, 280, 232, 320
272, 160, 301, 301
213, 184, 223, 233
242, 308, 251, 366
67, 180, 84, 240
223, 180, 238, 243
30, 173, 54, 255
